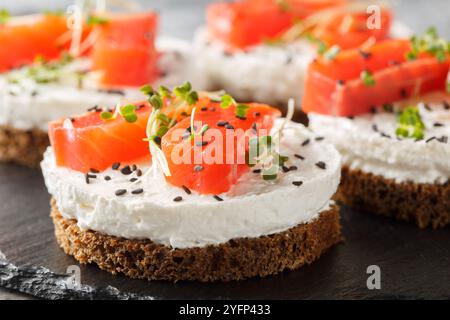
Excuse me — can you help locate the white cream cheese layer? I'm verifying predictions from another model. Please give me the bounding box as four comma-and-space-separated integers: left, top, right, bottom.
41, 120, 341, 249
309, 98, 450, 184
0, 37, 200, 132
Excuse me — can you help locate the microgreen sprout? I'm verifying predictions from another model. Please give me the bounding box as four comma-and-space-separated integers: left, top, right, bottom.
395, 106, 425, 140
86, 14, 109, 26
323, 45, 340, 61
406, 27, 449, 62
100, 104, 138, 123
0, 9, 9, 24
361, 70, 376, 87
220, 93, 251, 118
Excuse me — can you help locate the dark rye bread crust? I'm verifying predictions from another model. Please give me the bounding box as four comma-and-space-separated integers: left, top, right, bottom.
50, 199, 342, 282
336, 166, 450, 229
0, 125, 49, 168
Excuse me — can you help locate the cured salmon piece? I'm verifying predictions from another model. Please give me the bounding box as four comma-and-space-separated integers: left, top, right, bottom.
0, 14, 72, 72
207, 0, 344, 51
162, 100, 281, 194
91, 11, 159, 87
302, 39, 450, 116
49, 102, 151, 173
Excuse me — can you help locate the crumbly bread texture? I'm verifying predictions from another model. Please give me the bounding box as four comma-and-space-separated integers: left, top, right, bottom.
51, 199, 342, 282
0, 125, 49, 168
336, 166, 450, 229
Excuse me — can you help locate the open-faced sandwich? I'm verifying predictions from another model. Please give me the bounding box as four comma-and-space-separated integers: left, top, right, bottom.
306, 28, 450, 228
195, 0, 406, 105
0, 7, 196, 167
41, 82, 343, 281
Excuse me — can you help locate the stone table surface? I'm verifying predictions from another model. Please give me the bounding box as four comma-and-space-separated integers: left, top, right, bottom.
1, 0, 449, 300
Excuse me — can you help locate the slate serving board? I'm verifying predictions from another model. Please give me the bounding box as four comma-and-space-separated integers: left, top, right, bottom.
1, 0, 450, 300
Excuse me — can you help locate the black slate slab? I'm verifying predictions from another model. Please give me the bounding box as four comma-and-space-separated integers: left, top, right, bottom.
1, 0, 450, 300
0, 163, 449, 299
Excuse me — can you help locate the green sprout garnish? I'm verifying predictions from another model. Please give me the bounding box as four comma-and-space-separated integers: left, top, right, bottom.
174, 81, 199, 106
220, 93, 250, 118
323, 45, 340, 61
100, 111, 114, 120
43, 10, 65, 16
7, 53, 76, 84
247, 135, 289, 181
86, 14, 109, 26
100, 104, 138, 123
0, 9, 9, 24
395, 106, 425, 140
361, 70, 376, 87
276, 0, 290, 11
305, 33, 328, 55
406, 27, 449, 62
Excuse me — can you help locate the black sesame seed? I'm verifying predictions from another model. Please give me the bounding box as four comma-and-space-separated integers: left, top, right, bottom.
251, 122, 257, 132
136, 169, 143, 177
294, 154, 304, 160
173, 196, 183, 202
337, 79, 345, 85
254, 112, 261, 117
383, 104, 394, 113
437, 136, 448, 144
132, 164, 137, 171
115, 189, 127, 196
153, 136, 162, 145
213, 195, 223, 201
426, 136, 436, 143
315, 136, 324, 141
347, 115, 354, 120
225, 124, 234, 130
424, 104, 432, 111
104, 176, 111, 181
86, 173, 97, 179
112, 162, 121, 170
372, 124, 378, 132
289, 165, 298, 171
210, 107, 216, 112
358, 49, 372, 60
388, 60, 401, 66
253, 169, 262, 173
195, 141, 209, 147
217, 121, 228, 127
31, 90, 39, 97
194, 165, 204, 172
130, 178, 138, 182
292, 181, 303, 187
434, 122, 444, 127
236, 115, 247, 120
85, 175, 90, 184
380, 132, 391, 139
100, 89, 125, 96
443, 101, 450, 110
89, 168, 99, 173
87, 105, 100, 112
315, 161, 326, 170
181, 185, 192, 195
400, 88, 408, 98
370, 106, 377, 114
131, 188, 144, 195
121, 165, 132, 175
301, 139, 310, 146
201, 106, 208, 111
281, 166, 290, 173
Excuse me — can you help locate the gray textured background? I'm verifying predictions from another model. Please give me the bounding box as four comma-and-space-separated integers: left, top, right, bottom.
1, 0, 449, 300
